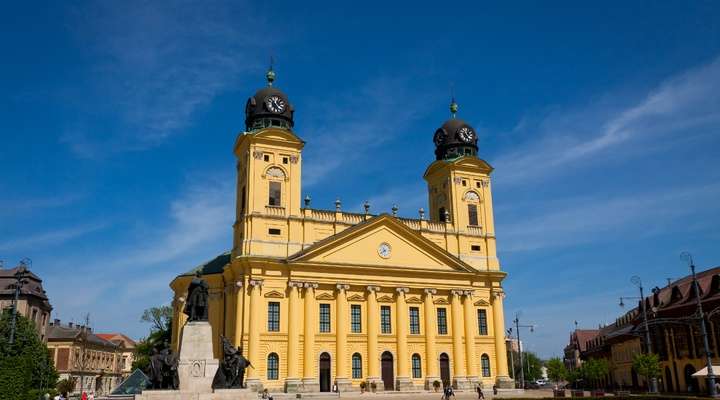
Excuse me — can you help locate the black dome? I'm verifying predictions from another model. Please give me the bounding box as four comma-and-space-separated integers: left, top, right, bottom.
433, 118, 478, 160
245, 83, 294, 131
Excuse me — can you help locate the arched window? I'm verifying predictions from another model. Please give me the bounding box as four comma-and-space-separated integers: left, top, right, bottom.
481, 354, 491, 377
411, 354, 422, 378
352, 353, 362, 379
266, 167, 286, 207
267, 353, 279, 380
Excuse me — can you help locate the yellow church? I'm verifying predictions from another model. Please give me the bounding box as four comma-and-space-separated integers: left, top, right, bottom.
169, 68, 512, 393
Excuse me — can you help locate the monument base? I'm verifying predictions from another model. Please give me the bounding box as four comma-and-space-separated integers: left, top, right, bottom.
136, 388, 256, 400
335, 377, 352, 393
453, 376, 473, 390
300, 378, 319, 393
284, 377, 302, 393
395, 376, 413, 391
245, 377, 263, 393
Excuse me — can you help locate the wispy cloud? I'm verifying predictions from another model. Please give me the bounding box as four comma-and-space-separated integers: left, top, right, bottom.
498, 183, 720, 252
0, 222, 107, 252
493, 55, 720, 185
0, 193, 83, 217
61, 2, 273, 157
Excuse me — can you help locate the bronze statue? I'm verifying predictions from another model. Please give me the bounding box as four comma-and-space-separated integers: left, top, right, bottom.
148, 345, 179, 390
213, 336, 252, 389
183, 271, 209, 321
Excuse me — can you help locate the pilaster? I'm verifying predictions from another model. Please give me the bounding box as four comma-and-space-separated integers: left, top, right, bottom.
285, 281, 303, 392
462, 290, 478, 387
491, 289, 513, 388
395, 287, 412, 391
246, 279, 263, 391
450, 289, 469, 389
423, 288, 440, 390
302, 282, 319, 392
335, 283, 352, 392
366, 285, 383, 388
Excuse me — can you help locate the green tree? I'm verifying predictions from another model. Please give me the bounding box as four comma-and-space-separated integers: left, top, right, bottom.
513, 351, 543, 382
633, 353, 661, 390
582, 358, 609, 389
0, 309, 58, 400
546, 357, 567, 385
133, 305, 173, 373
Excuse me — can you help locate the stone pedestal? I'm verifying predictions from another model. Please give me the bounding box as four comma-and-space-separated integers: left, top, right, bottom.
366, 377, 383, 392
335, 377, 352, 393
453, 376, 473, 390
178, 321, 219, 393
245, 377, 263, 393
425, 376, 442, 391
300, 378, 319, 393
495, 376, 515, 389
395, 376, 413, 391
284, 378, 302, 393
466, 376, 479, 390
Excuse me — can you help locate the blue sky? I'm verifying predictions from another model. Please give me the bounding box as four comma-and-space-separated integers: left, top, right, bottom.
1, 1, 719, 358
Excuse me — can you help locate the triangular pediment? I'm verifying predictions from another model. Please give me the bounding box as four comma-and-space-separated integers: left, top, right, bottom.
433, 298, 449, 305
347, 294, 365, 302
474, 299, 490, 306
288, 215, 475, 273
316, 293, 335, 300
377, 295, 394, 303
406, 296, 423, 304
264, 290, 285, 299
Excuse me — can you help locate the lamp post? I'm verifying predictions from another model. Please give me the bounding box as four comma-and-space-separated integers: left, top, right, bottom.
9, 259, 30, 345
618, 276, 658, 393
513, 313, 535, 389
681, 252, 717, 398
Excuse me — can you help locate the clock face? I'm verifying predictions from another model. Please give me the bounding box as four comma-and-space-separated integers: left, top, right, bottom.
265, 95, 286, 113
433, 129, 445, 145
377, 242, 392, 259
457, 126, 474, 142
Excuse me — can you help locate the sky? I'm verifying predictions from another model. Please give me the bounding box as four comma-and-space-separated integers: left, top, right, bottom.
1, 1, 719, 359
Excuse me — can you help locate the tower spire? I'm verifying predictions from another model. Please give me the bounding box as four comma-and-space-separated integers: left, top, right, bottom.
266, 56, 276, 86
449, 83, 458, 118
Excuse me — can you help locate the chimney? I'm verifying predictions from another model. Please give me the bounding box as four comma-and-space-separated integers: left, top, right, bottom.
68, 322, 73, 328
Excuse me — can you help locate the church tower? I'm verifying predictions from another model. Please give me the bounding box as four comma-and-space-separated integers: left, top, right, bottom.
424, 98, 499, 270
232, 66, 305, 258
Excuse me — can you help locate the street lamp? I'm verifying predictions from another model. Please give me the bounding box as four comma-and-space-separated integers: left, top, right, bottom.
619, 276, 658, 393
513, 313, 536, 389
506, 328, 515, 382
681, 252, 718, 398
9, 258, 31, 345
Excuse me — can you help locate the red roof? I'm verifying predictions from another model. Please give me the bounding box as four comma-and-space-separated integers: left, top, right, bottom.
95, 333, 136, 347
573, 329, 599, 351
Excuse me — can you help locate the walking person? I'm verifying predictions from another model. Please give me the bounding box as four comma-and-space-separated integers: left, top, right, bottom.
476, 383, 485, 399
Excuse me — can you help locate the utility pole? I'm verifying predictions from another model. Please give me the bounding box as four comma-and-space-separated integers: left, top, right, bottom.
506, 328, 515, 382
513, 313, 535, 389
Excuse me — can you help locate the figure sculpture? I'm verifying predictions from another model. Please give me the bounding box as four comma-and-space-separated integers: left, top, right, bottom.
183, 271, 209, 321
213, 336, 252, 389
148, 345, 179, 390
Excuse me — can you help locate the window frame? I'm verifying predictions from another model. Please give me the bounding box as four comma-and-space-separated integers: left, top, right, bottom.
437, 307, 448, 335
352, 353, 362, 379
380, 305, 392, 334
351, 304, 362, 333
468, 203, 479, 226
412, 354, 422, 378
268, 181, 282, 206
409, 307, 420, 335
267, 353, 279, 380
481, 354, 491, 377
267, 301, 280, 332
477, 309, 488, 336
319, 303, 331, 333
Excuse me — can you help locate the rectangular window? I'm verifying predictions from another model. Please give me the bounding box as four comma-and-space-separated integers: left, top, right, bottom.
269, 181, 281, 206
380, 306, 392, 334
351, 304, 362, 333
268, 228, 281, 235
409, 307, 420, 334
319, 303, 331, 333
471, 245, 481, 251
468, 204, 478, 226
437, 308, 448, 335
263, 154, 269, 162
439, 207, 446, 222
477, 309, 488, 335
282, 157, 289, 164
267, 302, 280, 332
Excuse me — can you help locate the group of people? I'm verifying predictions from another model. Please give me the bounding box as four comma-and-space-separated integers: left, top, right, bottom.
441, 383, 498, 400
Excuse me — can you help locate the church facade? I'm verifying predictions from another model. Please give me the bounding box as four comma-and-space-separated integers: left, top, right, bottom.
169, 68, 512, 392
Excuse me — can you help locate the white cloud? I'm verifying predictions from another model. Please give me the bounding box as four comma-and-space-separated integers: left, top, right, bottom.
0, 222, 107, 252
493, 55, 720, 185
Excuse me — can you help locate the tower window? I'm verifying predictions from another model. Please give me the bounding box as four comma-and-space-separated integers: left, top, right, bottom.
409, 307, 420, 334
268, 302, 280, 332
263, 154, 270, 162
240, 186, 246, 215
462, 180, 467, 187
380, 306, 392, 334
269, 181, 281, 206
471, 245, 481, 252
282, 157, 288, 164
351, 304, 362, 333
476, 181, 481, 188
268, 228, 281, 235
319, 303, 331, 333
439, 207, 446, 222
437, 308, 448, 335
468, 204, 478, 226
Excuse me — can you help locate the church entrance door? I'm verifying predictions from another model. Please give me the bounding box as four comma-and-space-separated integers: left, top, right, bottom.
381, 351, 394, 391
320, 352, 331, 392
439, 353, 450, 386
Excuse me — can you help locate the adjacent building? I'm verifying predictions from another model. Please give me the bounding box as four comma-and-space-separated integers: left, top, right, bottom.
0, 265, 52, 342
96, 333, 137, 379
575, 265, 720, 394
169, 69, 512, 393
563, 329, 598, 371
47, 320, 125, 396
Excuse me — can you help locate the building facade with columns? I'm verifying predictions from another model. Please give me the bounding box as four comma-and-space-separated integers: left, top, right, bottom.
169, 68, 511, 393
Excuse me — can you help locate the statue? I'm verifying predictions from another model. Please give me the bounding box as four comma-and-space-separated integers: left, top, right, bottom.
148, 344, 179, 390
183, 271, 209, 321
213, 336, 252, 389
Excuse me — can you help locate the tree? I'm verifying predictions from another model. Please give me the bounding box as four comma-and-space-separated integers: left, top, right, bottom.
546, 357, 567, 385
0, 309, 58, 400
512, 351, 543, 382
633, 353, 661, 390
133, 306, 173, 373
582, 358, 609, 389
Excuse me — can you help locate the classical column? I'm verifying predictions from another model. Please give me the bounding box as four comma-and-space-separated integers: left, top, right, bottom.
233, 280, 244, 347
450, 289, 468, 389
285, 281, 303, 392
246, 279, 263, 390
423, 288, 440, 389
491, 290, 513, 388
302, 282, 319, 392
463, 290, 478, 386
366, 286, 383, 388
335, 283, 351, 391
395, 287, 412, 390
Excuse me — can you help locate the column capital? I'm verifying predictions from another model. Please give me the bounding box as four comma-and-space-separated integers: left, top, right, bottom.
492, 289, 506, 300
367, 285, 381, 292
304, 282, 319, 289
336, 283, 350, 291
249, 279, 264, 287
396, 287, 410, 294
424, 288, 437, 295
451, 289, 466, 296
288, 281, 304, 288
463, 290, 474, 298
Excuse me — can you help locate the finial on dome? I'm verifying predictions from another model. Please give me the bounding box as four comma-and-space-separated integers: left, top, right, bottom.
266, 56, 276, 86
449, 83, 458, 118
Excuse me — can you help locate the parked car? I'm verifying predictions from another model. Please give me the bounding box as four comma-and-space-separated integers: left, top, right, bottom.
524, 381, 541, 389
536, 379, 548, 386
